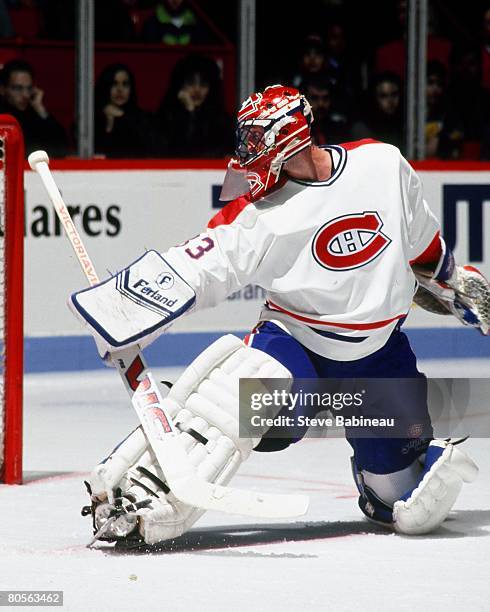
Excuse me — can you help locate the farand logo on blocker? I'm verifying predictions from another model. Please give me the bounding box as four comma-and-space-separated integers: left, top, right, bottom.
156, 271, 175, 290
132, 278, 178, 308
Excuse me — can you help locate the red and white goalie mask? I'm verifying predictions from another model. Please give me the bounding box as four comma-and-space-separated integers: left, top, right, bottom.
220, 85, 313, 201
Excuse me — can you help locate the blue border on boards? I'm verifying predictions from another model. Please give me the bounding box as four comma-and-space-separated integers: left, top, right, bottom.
24, 328, 490, 373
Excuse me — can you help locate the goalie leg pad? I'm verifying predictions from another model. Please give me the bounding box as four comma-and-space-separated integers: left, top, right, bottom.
393, 440, 478, 534
90, 426, 149, 504
86, 334, 292, 545
353, 440, 478, 534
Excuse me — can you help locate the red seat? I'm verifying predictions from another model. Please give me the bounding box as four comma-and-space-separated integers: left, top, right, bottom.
9, 8, 42, 39
0, 49, 19, 68
461, 141, 481, 160
129, 8, 154, 37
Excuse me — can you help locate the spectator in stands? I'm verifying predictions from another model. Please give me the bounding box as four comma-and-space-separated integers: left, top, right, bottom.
375, 0, 451, 81
291, 27, 361, 115
349, 72, 404, 152
425, 60, 447, 157
142, 0, 215, 45
481, 4, 490, 92
41, 0, 135, 41
321, 19, 363, 114
301, 75, 349, 145
0, 59, 67, 156
479, 4, 490, 156
438, 44, 488, 159
156, 54, 233, 158
291, 36, 328, 90
94, 63, 156, 158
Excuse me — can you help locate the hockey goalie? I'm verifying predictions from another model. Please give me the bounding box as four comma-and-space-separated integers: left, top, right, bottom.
73, 85, 488, 546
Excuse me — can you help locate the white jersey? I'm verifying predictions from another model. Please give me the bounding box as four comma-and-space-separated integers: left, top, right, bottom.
164, 140, 440, 361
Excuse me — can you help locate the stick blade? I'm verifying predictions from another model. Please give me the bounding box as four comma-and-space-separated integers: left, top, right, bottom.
172, 474, 310, 519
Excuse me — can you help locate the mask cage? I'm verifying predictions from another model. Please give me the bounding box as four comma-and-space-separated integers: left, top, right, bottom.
235, 120, 273, 166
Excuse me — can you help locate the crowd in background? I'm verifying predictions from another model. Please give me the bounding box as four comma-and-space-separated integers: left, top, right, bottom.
278, 1, 490, 161
0, 0, 221, 44
0, 0, 489, 160
93, 55, 233, 158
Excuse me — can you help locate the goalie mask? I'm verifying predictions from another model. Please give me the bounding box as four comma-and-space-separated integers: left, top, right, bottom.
220, 85, 313, 201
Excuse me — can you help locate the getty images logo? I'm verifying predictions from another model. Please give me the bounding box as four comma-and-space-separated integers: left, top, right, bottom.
132, 271, 178, 308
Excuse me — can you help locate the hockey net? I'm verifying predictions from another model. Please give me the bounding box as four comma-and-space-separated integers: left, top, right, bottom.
0, 116, 24, 484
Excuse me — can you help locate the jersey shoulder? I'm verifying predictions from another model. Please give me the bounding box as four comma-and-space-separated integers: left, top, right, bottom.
207, 194, 253, 229
207, 180, 294, 230
340, 139, 404, 177
340, 138, 401, 158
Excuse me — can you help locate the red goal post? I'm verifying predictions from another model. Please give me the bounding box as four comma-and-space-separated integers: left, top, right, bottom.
0, 115, 24, 484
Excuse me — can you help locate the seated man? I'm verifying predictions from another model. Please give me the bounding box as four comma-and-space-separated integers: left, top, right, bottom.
0, 59, 67, 157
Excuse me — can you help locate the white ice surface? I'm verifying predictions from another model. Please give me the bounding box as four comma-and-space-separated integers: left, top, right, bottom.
1, 360, 490, 611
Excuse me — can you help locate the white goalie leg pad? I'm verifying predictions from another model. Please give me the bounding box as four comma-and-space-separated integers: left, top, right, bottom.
88, 334, 292, 544
89, 426, 149, 503
393, 440, 478, 535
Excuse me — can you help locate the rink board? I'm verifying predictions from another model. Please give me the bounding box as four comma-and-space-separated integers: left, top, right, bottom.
23, 160, 490, 371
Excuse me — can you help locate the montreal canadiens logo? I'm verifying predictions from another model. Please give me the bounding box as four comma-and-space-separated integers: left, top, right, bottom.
312, 212, 391, 271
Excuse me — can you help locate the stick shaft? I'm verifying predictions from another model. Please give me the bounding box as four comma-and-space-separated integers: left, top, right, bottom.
34, 161, 99, 286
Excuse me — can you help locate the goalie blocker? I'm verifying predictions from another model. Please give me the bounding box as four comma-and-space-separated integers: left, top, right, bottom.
69, 250, 196, 357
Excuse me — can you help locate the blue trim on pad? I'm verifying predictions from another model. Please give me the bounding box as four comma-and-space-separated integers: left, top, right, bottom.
24, 328, 490, 373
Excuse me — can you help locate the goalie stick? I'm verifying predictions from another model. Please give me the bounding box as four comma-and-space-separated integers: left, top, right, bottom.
28, 150, 309, 520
